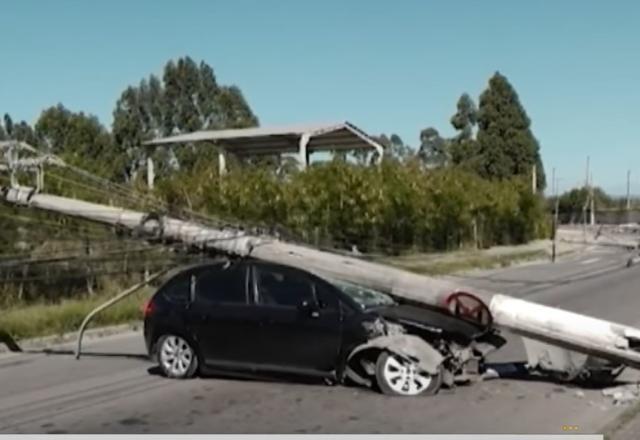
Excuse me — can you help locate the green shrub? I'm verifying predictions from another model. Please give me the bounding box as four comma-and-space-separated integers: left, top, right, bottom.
155, 160, 548, 253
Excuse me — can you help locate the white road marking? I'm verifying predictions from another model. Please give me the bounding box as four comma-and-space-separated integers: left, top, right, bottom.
580, 257, 601, 265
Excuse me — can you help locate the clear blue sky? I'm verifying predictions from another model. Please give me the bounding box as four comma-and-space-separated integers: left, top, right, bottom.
1, 0, 639, 194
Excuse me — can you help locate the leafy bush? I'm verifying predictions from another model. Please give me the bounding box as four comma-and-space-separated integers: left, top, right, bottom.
155, 159, 549, 254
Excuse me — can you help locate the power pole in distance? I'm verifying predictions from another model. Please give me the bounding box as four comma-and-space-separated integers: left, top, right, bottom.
552, 167, 558, 262
627, 170, 631, 210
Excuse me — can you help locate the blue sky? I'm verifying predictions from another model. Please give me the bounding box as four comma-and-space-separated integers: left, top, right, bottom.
1, 0, 639, 194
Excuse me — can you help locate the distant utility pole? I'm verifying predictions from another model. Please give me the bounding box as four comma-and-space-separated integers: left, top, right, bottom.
589, 172, 595, 226
551, 167, 559, 263
532, 164, 537, 194
627, 169, 631, 210
585, 156, 590, 187
582, 157, 590, 239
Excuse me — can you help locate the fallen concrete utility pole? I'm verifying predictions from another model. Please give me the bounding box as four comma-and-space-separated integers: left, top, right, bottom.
5, 185, 640, 372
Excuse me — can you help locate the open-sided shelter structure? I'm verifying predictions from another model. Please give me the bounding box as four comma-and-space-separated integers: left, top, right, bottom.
144, 121, 384, 187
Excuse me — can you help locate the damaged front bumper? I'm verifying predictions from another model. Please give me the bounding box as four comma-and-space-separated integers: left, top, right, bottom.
344, 316, 506, 391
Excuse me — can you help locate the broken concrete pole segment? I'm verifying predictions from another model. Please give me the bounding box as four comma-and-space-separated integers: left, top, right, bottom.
2, 186, 257, 257
6, 184, 640, 376
490, 295, 640, 370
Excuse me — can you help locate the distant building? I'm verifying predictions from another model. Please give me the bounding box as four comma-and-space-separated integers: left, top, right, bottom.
144, 121, 384, 187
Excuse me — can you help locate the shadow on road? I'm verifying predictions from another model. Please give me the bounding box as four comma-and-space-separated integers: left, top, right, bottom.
33, 348, 151, 361
146, 365, 343, 389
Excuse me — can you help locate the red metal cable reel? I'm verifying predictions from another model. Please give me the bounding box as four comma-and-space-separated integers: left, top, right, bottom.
443, 290, 493, 331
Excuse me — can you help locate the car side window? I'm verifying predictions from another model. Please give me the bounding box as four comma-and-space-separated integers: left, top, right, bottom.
160, 272, 192, 303
314, 280, 340, 312
196, 264, 248, 304
255, 265, 315, 308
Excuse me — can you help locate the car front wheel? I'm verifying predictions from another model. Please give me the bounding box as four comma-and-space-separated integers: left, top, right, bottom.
375, 351, 442, 396
157, 334, 199, 379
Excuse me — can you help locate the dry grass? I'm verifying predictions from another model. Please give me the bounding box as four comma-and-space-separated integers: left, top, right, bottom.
0, 288, 152, 340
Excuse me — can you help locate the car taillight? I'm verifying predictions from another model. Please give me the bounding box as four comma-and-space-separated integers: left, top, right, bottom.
142, 299, 155, 317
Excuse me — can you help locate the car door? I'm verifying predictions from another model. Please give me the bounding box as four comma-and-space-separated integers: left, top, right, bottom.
189, 262, 264, 368
252, 262, 343, 374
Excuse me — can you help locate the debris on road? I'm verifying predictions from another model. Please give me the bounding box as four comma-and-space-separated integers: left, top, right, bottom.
602, 384, 640, 406
480, 362, 529, 381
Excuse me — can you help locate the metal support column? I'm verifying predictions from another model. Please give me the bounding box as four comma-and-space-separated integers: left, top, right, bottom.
218, 149, 228, 175
146, 155, 155, 190
298, 133, 310, 170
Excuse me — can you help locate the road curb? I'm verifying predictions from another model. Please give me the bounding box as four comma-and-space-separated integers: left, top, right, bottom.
0, 320, 143, 354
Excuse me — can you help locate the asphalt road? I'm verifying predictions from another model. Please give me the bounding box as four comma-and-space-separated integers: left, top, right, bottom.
1, 246, 639, 435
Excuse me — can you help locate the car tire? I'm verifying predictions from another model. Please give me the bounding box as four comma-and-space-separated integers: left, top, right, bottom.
375, 351, 442, 397
156, 334, 199, 379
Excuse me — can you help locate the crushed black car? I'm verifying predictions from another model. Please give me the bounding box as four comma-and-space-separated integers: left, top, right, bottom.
143, 259, 506, 396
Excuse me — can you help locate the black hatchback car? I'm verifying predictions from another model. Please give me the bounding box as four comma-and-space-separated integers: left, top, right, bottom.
143, 259, 498, 396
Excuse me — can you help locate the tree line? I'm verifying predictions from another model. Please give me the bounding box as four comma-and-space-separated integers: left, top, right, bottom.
0, 56, 554, 307
1, 57, 546, 188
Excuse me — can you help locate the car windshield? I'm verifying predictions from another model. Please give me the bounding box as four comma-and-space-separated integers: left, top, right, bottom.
331, 280, 395, 309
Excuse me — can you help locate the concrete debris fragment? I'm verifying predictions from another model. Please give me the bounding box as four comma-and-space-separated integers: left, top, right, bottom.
481, 362, 529, 380
522, 338, 587, 381
601, 384, 640, 405
574, 390, 585, 398
480, 368, 500, 381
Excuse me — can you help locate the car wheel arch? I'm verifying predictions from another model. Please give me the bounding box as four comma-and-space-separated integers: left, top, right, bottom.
342, 333, 446, 386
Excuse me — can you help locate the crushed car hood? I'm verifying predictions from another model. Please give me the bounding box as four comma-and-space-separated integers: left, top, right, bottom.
375, 304, 485, 341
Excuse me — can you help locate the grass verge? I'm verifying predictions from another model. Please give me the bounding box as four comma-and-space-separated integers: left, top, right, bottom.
0, 288, 151, 341
377, 249, 548, 276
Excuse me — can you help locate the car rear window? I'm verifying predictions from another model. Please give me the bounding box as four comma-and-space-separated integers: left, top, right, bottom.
159, 273, 191, 303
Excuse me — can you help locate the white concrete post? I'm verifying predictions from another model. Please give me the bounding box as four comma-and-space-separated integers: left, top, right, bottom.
374, 144, 384, 165
298, 133, 311, 170
218, 149, 228, 176
146, 155, 155, 190
7, 144, 17, 187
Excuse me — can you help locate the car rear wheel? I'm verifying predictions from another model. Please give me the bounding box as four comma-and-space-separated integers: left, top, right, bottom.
157, 334, 199, 379
375, 351, 441, 396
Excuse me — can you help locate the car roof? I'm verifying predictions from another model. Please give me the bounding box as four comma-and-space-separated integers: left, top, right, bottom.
152, 258, 232, 285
